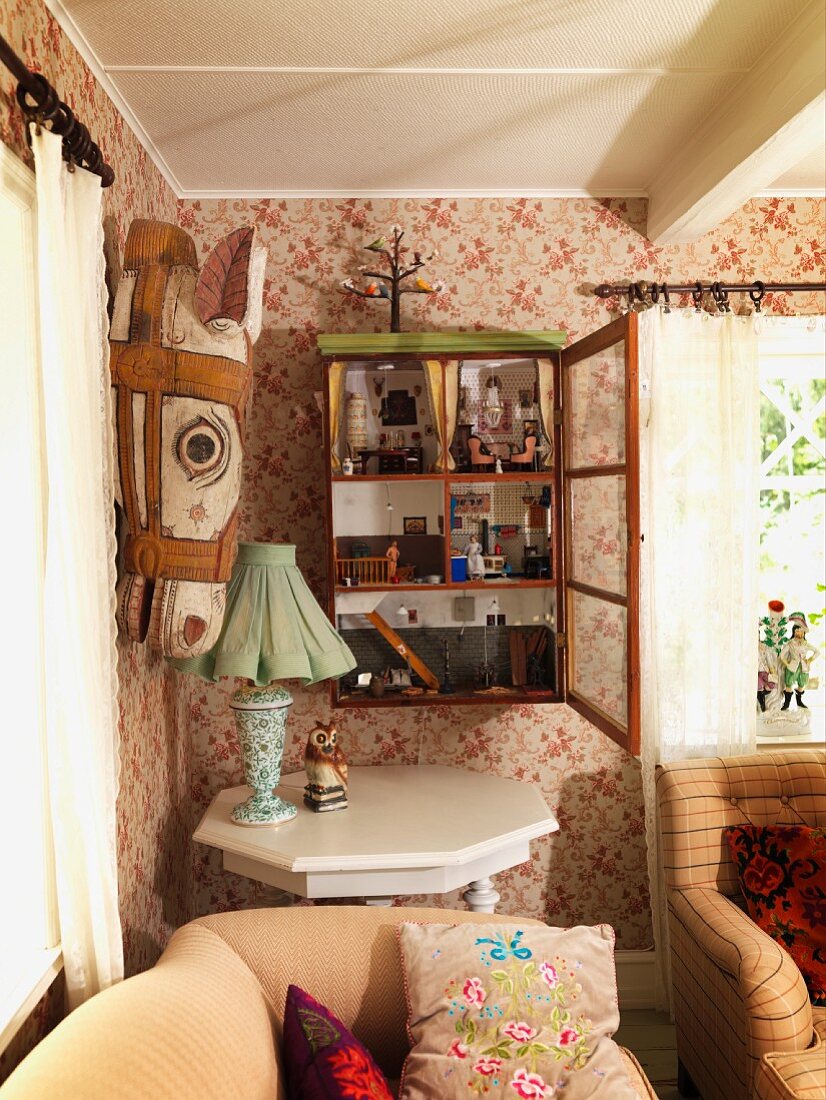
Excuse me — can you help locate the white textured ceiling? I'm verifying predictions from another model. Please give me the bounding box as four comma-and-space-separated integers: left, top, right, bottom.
54, 0, 826, 198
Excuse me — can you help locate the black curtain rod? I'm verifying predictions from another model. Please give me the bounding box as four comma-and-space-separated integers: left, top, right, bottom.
595, 280, 826, 313
0, 32, 114, 187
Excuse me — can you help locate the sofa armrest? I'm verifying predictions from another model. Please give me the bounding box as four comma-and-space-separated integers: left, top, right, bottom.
1, 924, 281, 1100
670, 888, 813, 1057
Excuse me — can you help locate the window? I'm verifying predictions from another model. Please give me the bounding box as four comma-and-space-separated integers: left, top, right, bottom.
759, 319, 826, 652
0, 143, 61, 1052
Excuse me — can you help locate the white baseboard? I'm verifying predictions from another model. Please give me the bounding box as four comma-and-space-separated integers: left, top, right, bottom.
615, 950, 658, 1009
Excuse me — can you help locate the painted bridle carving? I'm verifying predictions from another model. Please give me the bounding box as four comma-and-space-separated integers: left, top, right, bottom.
109, 219, 266, 659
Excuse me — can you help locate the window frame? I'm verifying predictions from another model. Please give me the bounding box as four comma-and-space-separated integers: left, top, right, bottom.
560, 313, 641, 756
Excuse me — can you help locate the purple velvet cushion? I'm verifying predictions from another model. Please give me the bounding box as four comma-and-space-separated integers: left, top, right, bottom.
282, 984, 394, 1100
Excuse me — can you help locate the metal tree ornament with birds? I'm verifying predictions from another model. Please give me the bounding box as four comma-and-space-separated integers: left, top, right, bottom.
340, 224, 445, 332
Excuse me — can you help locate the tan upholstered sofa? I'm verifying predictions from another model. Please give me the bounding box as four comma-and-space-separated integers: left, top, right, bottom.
657, 751, 826, 1100
2, 905, 657, 1098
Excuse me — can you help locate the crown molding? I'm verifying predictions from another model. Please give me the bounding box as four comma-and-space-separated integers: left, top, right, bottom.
755, 188, 826, 197
177, 188, 649, 200
106, 64, 749, 76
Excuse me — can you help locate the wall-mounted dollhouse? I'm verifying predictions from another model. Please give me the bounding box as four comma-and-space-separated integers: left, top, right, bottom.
319, 320, 641, 754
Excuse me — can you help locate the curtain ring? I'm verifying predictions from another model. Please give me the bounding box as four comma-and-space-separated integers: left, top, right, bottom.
748, 280, 766, 313
16, 72, 54, 116
66, 120, 92, 163
662, 284, 671, 313
692, 282, 704, 312
711, 282, 730, 313
48, 100, 74, 137
84, 143, 102, 172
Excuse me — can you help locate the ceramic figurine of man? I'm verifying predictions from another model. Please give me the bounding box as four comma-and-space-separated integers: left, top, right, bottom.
464, 537, 485, 579
779, 614, 819, 709
386, 539, 400, 580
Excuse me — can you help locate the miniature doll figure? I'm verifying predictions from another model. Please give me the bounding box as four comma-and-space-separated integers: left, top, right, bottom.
464, 537, 485, 579
779, 614, 819, 709
386, 539, 400, 580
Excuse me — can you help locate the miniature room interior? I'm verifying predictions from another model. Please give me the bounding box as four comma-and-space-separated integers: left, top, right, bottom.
1, 3, 825, 1099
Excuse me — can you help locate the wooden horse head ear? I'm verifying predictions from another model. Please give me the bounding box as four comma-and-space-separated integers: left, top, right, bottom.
195, 226, 266, 340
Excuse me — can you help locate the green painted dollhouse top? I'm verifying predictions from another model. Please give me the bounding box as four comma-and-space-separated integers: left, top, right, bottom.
317, 331, 566, 356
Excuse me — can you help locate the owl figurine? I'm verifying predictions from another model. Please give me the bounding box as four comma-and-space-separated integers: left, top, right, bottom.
303, 721, 349, 812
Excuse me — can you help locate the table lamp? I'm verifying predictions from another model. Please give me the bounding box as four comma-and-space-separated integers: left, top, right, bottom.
170, 542, 356, 827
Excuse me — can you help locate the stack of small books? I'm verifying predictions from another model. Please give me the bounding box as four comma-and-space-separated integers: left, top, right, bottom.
304, 783, 349, 813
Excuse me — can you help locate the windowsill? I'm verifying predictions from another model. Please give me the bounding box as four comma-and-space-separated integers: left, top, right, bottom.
0, 946, 63, 1056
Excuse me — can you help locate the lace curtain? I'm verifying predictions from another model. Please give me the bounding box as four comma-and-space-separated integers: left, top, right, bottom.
31, 127, 123, 1008
638, 307, 760, 1010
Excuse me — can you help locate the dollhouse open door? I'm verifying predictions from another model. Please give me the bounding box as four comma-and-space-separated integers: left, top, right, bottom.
560, 313, 640, 755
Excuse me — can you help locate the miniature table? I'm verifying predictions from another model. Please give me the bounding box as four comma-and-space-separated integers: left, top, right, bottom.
357, 447, 423, 474
193, 764, 558, 912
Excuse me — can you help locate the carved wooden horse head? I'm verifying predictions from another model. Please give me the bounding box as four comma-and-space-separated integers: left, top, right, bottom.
110, 219, 266, 659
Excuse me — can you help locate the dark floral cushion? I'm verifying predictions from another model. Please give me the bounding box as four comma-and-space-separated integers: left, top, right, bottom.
724, 824, 826, 1005
282, 984, 394, 1100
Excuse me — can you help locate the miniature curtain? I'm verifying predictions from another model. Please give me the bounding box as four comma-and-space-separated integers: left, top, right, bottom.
32, 127, 123, 1008
328, 361, 346, 471
444, 359, 459, 471
536, 357, 554, 467
423, 359, 454, 471
637, 307, 760, 1011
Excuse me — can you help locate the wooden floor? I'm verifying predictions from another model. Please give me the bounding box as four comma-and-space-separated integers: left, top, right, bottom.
616, 1009, 682, 1100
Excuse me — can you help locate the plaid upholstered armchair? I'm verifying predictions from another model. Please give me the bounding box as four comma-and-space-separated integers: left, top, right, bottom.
656, 752, 825, 1100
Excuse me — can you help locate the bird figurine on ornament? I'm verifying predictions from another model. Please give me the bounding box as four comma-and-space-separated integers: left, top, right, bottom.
303, 720, 349, 812
339, 224, 447, 332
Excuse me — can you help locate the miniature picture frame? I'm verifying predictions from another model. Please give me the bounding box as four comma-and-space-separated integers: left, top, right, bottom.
523, 418, 539, 438
404, 516, 427, 535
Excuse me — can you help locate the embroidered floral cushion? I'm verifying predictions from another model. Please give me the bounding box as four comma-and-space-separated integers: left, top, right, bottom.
724, 824, 826, 1005
397, 922, 641, 1099
282, 983, 394, 1100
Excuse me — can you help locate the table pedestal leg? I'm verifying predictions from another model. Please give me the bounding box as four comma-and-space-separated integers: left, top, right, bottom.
463, 877, 500, 913
365, 896, 393, 907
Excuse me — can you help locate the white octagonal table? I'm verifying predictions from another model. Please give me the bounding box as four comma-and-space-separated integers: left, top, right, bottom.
194, 764, 558, 912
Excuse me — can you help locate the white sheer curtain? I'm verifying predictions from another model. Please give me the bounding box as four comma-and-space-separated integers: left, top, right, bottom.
638, 307, 760, 1010
31, 127, 123, 1007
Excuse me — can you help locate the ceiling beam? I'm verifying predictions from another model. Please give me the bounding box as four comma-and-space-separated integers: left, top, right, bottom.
646, 0, 826, 243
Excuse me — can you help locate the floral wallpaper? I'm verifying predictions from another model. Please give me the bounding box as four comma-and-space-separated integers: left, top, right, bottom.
2, 0, 825, 1079
176, 192, 824, 947
570, 476, 626, 593
1, 0, 185, 1079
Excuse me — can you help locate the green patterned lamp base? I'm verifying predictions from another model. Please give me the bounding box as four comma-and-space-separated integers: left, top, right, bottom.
230, 684, 297, 827
231, 790, 297, 827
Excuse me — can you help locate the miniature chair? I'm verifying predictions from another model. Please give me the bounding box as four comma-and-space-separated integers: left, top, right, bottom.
509, 433, 538, 468
467, 435, 496, 471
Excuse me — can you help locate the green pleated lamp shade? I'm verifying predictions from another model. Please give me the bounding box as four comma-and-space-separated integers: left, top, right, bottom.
169, 542, 356, 686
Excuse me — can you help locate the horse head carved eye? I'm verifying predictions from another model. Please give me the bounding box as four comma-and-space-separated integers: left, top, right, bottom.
175, 416, 228, 482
